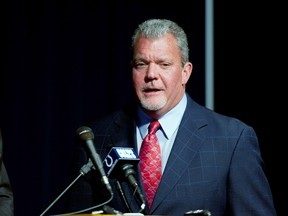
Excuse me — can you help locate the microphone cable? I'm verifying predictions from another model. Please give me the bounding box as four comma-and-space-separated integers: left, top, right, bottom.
53, 194, 113, 216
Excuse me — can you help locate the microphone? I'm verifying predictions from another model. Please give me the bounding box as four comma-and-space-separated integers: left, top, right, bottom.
103, 147, 146, 211
76, 126, 113, 195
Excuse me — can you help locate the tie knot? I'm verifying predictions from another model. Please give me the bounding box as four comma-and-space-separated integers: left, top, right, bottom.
148, 120, 160, 134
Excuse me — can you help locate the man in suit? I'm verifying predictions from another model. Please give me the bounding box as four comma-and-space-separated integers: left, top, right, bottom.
68, 19, 276, 216
0, 129, 14, 216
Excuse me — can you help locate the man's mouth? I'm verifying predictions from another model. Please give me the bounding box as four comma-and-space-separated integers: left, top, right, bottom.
144, 88, 159, 93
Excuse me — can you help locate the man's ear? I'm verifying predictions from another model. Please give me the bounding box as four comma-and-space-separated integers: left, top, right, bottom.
182, 62, 193, 85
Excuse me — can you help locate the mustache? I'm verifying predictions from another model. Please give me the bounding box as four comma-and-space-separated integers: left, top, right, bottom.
141, 83, 163, 92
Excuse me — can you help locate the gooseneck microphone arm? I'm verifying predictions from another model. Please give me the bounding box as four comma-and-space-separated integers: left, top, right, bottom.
39, 161, 94, 216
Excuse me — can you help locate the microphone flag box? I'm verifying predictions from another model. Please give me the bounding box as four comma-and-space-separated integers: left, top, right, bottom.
103, 147, 140, 178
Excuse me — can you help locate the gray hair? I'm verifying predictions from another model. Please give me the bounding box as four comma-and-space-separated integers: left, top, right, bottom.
131, 19, 189, 66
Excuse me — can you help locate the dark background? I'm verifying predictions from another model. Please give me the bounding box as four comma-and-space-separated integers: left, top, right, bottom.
2, 1, 285, 215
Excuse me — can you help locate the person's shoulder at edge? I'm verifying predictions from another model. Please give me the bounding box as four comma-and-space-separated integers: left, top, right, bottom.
0, 128, 14, 216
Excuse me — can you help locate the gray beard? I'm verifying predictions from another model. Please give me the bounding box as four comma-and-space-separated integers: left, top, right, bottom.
140, 96, 167, 111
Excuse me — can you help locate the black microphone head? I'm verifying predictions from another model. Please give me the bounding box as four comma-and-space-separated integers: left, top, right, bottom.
121, 164, 136, 178
76, 126, 94, 140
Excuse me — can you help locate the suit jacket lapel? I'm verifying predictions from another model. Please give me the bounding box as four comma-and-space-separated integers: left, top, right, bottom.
151, 96, 208, 211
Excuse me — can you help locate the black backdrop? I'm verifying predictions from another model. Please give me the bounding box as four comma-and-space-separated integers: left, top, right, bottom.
2, 1, 285, 215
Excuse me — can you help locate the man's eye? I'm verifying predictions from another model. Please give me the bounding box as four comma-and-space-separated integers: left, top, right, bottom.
160, 63, 170, 68
134, 63, 146, 68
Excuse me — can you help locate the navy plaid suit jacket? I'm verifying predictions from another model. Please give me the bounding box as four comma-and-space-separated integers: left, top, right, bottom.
68, 94, 276, 216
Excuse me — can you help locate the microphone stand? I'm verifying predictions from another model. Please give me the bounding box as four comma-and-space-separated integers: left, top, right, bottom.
39, 160, 95, 216
115, 180, 132, 212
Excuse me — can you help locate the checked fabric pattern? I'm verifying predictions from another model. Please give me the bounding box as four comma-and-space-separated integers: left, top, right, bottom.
139, 120, 162, 208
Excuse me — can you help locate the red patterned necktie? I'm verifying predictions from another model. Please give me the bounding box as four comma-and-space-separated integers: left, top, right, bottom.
139, 120, 162, 208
